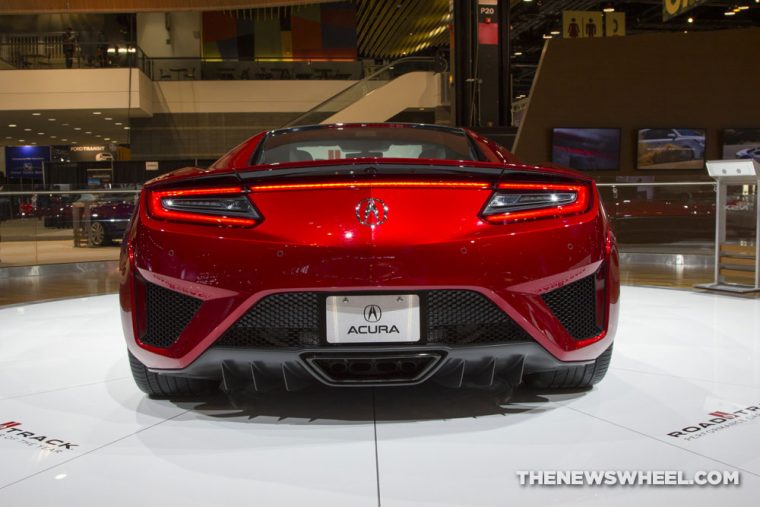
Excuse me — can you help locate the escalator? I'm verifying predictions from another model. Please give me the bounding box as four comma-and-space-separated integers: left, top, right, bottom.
284, 56, 448, 127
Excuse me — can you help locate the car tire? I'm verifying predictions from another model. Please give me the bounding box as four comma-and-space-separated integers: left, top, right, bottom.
89, 221, 110, 247
525, 346, 613, 390
128, 351, 219, 398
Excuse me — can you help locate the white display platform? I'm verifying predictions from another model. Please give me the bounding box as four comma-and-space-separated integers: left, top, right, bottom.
0, 287, 758, 505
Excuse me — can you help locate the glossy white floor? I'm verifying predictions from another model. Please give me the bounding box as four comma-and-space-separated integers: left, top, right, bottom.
0, 286, 759, 506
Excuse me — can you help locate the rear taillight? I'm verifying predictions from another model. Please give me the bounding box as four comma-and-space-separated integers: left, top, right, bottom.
147, 186, 260, 227
482, 182, 590, 223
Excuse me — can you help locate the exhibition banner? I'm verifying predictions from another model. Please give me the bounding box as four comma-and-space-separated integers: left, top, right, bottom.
663, 0, 708, 22
5, 145, 50, 182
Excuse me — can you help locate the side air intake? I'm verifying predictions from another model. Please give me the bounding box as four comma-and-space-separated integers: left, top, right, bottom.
141, 283, 202, 348
542, 273, 604, 341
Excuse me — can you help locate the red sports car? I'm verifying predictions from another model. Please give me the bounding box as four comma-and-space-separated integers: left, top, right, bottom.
120, 123, 619, 398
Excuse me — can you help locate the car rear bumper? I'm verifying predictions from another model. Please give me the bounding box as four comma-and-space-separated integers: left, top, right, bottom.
150, 342, 594, 389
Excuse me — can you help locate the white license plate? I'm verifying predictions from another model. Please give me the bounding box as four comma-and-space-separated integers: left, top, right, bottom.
326, 295, 420, 344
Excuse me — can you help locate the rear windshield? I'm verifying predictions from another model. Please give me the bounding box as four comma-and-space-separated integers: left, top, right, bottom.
254, 126, 479, 164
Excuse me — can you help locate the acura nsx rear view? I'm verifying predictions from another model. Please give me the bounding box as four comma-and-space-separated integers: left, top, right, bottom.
119, 123, 619, 398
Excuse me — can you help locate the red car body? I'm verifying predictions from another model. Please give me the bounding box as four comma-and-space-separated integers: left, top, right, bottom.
120, 124, 619, 395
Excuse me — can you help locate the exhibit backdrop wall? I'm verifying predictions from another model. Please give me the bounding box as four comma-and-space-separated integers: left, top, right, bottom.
513, 28, 760, 177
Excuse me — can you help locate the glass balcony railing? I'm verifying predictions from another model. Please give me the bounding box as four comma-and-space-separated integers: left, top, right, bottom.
0, 181, 755, 269
0, 41, 147, 70
0, 190, 139, 268
0, 40, 366, 81
596, 181, 756, 247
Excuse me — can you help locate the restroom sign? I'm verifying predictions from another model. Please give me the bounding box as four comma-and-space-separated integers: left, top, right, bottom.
562, 11, 603, 39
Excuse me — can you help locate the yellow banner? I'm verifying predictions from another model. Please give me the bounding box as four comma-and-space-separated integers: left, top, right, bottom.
663, 0, 708, 22
605, 12, 625, 37
562, 11, 603, 39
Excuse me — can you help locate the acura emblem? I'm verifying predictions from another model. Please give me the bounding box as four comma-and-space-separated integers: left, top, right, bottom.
355, 198, 388, 226
363, 304, 382, 322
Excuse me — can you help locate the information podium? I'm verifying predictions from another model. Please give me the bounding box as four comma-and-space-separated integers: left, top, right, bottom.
696, 159, 760, 293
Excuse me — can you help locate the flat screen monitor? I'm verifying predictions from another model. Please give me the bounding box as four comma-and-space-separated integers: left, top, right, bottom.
551, 128, 620, 171
722, 128, 760, 162
636, 128, 706, 170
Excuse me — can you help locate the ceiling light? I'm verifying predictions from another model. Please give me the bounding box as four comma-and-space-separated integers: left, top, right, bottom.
124, 126, 130, 130
514, 51, 523, 56
74, 127, 81, 130
550, 30, 560, 35
62, 123, 69, 126
603, 6, 614, 13
31, 142, 37, 145
4, 136, 11, 139
37, 132, 44, 135
93, 111, 102, 115
50, 135, 57, 138
737, 5, 749, 10
104, 137, 110, 141
724, 11, 736, 16
48, 118, 56, 121
32, 112, 41, 116
687, 17, 694, 23
8, 124, 16, 127
61, 138, 68, 141
115, 122, 122, 126
23, 128, 31, 131
105, 117, 112, 120
95, 134, 101, 138
85, 131, 92, 134
542, 34, 553, 39
18, 139, 25, 142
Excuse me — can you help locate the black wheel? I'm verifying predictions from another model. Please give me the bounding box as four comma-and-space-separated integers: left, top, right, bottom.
526, 346, 613, 390
128, 351, 219, 398
89, 221, 110, 247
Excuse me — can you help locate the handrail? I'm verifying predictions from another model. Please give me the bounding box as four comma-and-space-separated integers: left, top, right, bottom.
597, 182, 716, 188
0, 190, 140, 196
283, 56, 438, 128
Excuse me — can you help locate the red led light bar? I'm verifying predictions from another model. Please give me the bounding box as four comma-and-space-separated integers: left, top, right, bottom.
249, 181, 491, 192
154, 186, 245, 197
482, 182, 591, 223
147, 186, 258, 227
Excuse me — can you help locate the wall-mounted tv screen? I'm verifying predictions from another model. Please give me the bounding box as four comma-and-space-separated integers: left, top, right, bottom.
722, 128, 760, 162
551, 128, 620, 171
636, 128, 705, 170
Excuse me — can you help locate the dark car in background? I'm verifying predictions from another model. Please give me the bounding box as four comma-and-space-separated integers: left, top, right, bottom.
88, 194, 137, 246
37, 194, 77, 228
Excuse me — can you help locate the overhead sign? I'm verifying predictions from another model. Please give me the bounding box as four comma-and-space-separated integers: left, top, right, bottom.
562, 11, 603, 39
477, 1, 498, 46
605, 12, 625, 37
145, 161, 159, 171
663, 0, 708, 22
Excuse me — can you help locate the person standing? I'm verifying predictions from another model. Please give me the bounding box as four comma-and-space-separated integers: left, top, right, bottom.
96, 30, 109, 67
62, 27, 76, 68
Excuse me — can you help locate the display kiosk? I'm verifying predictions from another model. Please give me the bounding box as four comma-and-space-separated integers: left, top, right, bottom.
697, 159, 760, 293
